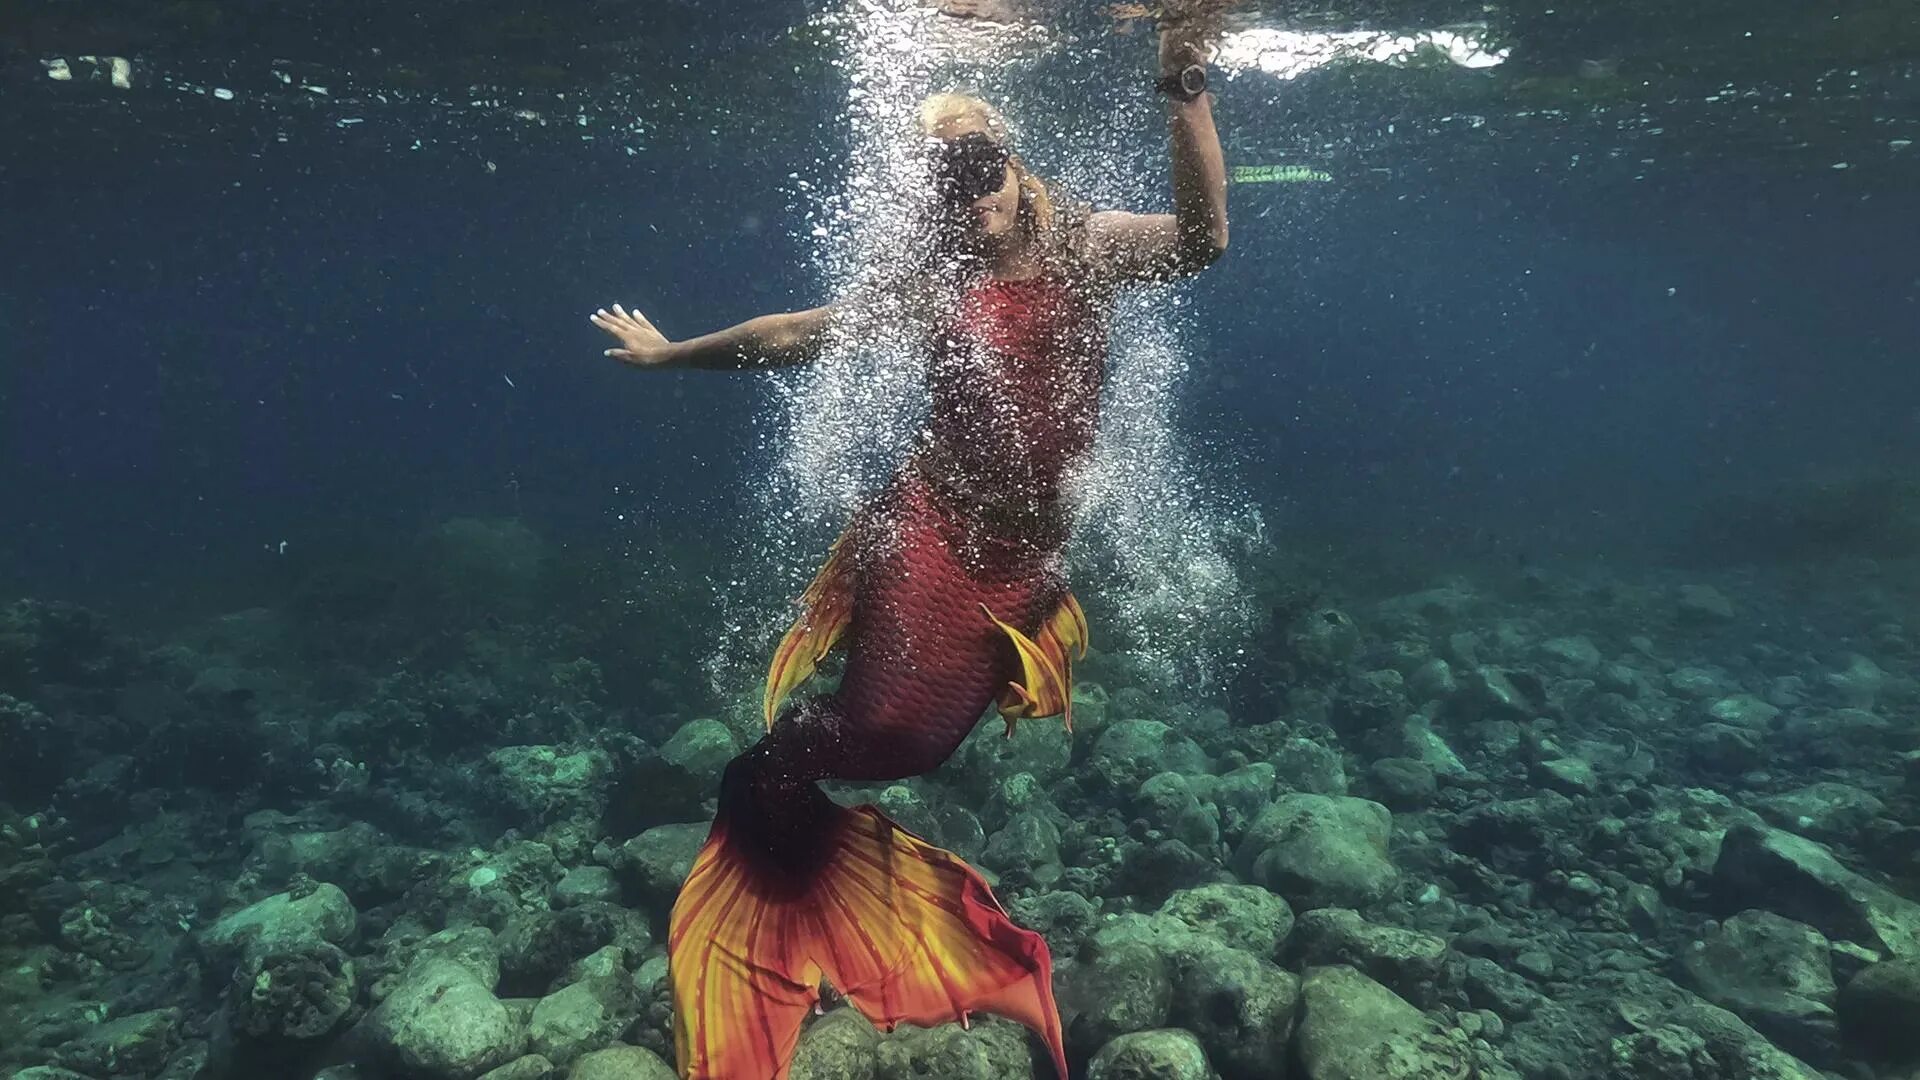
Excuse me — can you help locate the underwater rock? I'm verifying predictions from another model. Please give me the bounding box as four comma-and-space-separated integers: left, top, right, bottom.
201, 882, 357, 969
1826, 654, 1886, 710
552, 866, 621, 909
1192, 763, 1276, 842
1668, 666, 1728, 700
1394, 715, 1468, 779
486, 746, 613, 827
1065, 939, 1175, 1053
1754, 782, 1885, 841
1711, 826, 1920, 959
499, 902, 651, 997
1838, 957, 1920, 1061
354, 955, 528, 1078
1707, 693, 1780, 729
221, 940, 358, 1048
1087, 1029, 1217, 1080
478, 1056, 558, 1080
791, 1007, 880, 1080
873, 1015, 1035, 1080
1688, 722, 1768, 774
1461, 957, 1546, 1021
1289, 909, 1449, 1007
1091, 720, 1210, 792
612, 823, 706, 916
981, 810, 1064, 890
1286, 607, 1361, 671
658, 718, 739, 793
563, 1044, 676, 1079
1607, 1023, 1719, 1077
1452, 667, 1532, 722
455, 841, 566, 927
527, 975, 642, 1067
1158, 883, 1295, 959
1406, 660, 1457, 705
0, 694, 71, 807
1539, 636, 1602, 673
1008, 890, 1099, 957
1113, 838, 1222, 904
957, 714, 1073, 799
1681, 910, 1838, 1061
410, 925, 506, 986
1136, 772, 1222, 851
1676, 584, 1736, 622
1532, 757, 1599, 796
1367, 758, 1437, 809
1234, 795, 1397, 911
1270, 738, 1349, 796
51, 1007, 182, 1078
1170, 947, 1300, 1079
1295, 965, 1468, 1080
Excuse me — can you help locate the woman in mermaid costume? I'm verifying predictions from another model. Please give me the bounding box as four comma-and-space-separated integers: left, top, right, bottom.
591, 24, 1228, 1079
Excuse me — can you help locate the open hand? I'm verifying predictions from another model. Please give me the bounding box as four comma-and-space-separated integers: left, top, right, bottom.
590, 303, 674, 368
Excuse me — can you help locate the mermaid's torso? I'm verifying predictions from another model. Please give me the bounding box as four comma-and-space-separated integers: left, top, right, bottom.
916, 271, 1111, 532
797, 270, 1111, 779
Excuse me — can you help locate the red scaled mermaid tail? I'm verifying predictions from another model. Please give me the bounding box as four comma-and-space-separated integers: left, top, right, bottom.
668, 753, 1067, 1080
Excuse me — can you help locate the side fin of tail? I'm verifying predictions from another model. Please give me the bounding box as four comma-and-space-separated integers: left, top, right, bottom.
982, 590, 1088, 736
670, 790, 1067, 1080
763, 532, 857, 731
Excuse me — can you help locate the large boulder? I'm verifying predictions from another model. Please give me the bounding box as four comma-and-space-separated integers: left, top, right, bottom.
355, 957, 527, 1077
1234, 796, 1397, 911
1295, 966, 1467, 1079
1171, 948, 1299, 1080
1088, 1029, 1217, 1080
1680, 910, 1837, 1061
1290, 909, 1449, 1007
612, 823, 708, 916
1711, 826, 1920, 958
792, 1008, 880, 1080
1158, 883, 1294, 959
528, 976, 643, 1066
1091, 720, 1209, 792
1838, 957, 1920, 1062
565, 1045, 676, 1079
873, 1015, 1035, 1080
201, 883, 357, 969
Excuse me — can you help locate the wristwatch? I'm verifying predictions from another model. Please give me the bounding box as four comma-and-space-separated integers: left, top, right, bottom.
1155, 63, 1208, 102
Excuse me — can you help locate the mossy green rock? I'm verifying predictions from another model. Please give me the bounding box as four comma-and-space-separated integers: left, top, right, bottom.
792, 1007, 880, 1080
1838, 957, 1920, 1060
202, 883, 356, 966
53, 1007, 181, 1077
362, 957, 527, 1077
1234, 796, 1397, 911
1088, 1029, 1218, 1080
480, 1055, 558, 1080
529, 975, 643, 1066
566, 1045, 677, 1079
874, 1015, 1035, 1080
1158, 883, 1294, 958
1092, 720, 1209, 791
1296, 965, 1467, 1079
660, 719, 738, 787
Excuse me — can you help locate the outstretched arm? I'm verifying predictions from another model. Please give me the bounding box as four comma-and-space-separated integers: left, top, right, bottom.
590, 303, 832, 371
1085, 24, 1230, 284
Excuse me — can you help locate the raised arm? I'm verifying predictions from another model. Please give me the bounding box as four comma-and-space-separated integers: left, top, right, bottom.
1084, 23, 1230, 285
590, 303, 832, 371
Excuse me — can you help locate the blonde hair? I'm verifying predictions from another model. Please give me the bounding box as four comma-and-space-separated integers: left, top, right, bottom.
917, 91, 1064, 256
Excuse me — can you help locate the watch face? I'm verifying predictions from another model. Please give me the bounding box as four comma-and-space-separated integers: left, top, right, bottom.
1181, 65, 1207, 97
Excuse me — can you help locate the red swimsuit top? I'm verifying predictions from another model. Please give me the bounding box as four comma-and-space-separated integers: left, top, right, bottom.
919, 273, 1109, 514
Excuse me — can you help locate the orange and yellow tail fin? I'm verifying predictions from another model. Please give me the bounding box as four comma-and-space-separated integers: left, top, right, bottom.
762, 533, 858, 731
669, 801, 1067, 1080
982, 591, 1088, 736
